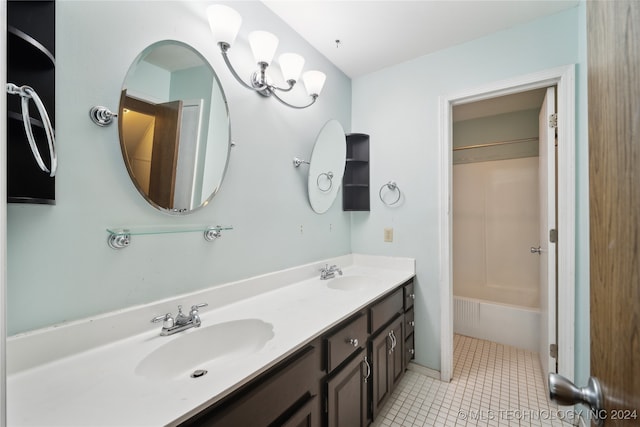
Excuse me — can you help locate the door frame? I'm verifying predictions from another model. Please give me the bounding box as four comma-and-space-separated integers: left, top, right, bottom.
1, 1, 7, 426
438, 64, 576, 383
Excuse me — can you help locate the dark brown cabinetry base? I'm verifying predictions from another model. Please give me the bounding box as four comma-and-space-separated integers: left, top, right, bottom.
178, 342, 322, 427
178, 277, 416, 427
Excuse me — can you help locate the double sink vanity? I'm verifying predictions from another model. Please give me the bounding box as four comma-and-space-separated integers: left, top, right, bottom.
7, 254, 415, 426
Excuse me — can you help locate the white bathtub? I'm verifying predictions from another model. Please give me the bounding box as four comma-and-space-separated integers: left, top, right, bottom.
453, 296, 540, 353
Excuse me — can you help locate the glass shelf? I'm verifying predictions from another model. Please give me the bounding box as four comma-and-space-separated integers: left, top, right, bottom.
106, 225, 233, 249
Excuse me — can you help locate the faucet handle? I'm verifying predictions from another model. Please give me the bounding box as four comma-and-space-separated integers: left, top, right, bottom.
151, 313, 174, 329
190, 303, 208, 311
190, 303, 207, 328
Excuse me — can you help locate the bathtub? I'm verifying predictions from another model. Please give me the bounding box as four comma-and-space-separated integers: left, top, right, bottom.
453, 296, 540, 353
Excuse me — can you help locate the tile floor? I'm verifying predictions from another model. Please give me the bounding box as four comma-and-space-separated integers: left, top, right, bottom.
372, 334, 577, 426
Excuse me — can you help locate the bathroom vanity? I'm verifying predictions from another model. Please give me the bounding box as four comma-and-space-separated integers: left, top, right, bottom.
179, 278, 415, 427
6, 254, 415, 426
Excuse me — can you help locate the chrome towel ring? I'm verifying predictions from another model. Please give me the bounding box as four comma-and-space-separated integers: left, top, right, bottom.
7, 83, 57, 176
379, 181, 401, 206
317, 171, 334, 192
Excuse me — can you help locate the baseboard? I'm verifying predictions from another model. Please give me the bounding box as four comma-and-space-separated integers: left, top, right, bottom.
407, 362, 440, 380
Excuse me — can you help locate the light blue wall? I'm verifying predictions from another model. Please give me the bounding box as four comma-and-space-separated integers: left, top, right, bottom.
350, 3, 589, 380
7, 1, 590, 391
6, 1, 352, 335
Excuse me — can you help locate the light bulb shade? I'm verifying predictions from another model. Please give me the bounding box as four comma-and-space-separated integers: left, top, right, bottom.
279, 53, 305, 83
249, 31, 279, 65
302, 70, 326, 96
207, 5, 242, 46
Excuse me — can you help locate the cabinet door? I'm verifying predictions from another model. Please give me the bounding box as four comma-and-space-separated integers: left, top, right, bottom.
389, 318, 404, 390
326, 350, 368, 427
282, 395, 318, 427
370, 317, 405, 420
370, 327, 391, 418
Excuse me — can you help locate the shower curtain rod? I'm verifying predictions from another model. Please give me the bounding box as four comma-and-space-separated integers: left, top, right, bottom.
452, 137, 538, 151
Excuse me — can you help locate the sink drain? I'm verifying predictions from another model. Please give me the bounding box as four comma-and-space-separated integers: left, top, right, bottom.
191, 369, 208, 378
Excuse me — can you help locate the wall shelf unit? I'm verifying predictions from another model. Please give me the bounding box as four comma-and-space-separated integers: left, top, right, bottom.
7, 0, 56, 204
342, 133, 370, 211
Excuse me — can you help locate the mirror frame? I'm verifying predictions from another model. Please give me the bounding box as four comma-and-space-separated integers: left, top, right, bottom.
117, 40, 231, 215
307, 119, 346, 214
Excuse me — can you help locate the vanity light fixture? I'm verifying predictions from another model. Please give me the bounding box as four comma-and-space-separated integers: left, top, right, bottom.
207, 4, 326, 109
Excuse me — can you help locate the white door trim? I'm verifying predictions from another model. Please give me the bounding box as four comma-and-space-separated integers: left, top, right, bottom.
438, 64, 576, 383
1, 1, 8, 425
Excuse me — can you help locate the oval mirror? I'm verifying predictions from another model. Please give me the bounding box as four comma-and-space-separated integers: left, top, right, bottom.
118, 40, 230, 214
308, 120, 346, 213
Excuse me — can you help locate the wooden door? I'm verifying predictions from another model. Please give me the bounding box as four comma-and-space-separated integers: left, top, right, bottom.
538, 86, 557, 377
149, 100, 182, 209
326, 350, 367, 427
588, 0, 640, 424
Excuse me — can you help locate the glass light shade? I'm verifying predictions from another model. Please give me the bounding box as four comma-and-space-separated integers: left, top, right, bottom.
302, 70, 327, 96
207, 5, 242, 46
249, 31, 279, 65
279, 53, 305, 83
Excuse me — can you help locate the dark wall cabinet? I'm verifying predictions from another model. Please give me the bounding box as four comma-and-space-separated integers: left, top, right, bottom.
179, 278, 416, 427
342, 133, 370, 211
7, 0, 56, 204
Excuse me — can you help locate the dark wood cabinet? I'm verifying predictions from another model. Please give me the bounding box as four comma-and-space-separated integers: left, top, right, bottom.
179, 277, 416, 427
7, 0, 56, 204
281, 395, 319, 427
178, 342, 322, 427
370, 316, 404, 419
342, 133, 370, 211
325, 349, 368, 427
403, 280, 416, 367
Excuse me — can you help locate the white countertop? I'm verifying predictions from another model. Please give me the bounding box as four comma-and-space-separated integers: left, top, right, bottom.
7, 254, 415, 426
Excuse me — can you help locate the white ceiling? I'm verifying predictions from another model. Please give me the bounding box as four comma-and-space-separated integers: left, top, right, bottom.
262, 0, 579, 79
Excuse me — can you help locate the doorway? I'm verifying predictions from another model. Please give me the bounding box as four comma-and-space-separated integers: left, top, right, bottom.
438, 65, 576, 384
451, 87, 557, 379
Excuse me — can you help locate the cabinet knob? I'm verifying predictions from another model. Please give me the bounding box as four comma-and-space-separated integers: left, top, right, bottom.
347, 338, 359, 347
408, 320, 415, 327
410, 293, 415, 300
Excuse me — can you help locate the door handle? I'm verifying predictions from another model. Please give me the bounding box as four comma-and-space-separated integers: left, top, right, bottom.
548, 373, 604, 426
531, 246, 542, 254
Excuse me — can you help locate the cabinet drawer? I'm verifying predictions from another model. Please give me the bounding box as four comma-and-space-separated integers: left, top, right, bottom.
325, 313, 367, 373
179, 342, 321, 427
404, 307, 415, 339
405, 334, 415, 367
403, 280, 415, 311
370, 288, 403, 334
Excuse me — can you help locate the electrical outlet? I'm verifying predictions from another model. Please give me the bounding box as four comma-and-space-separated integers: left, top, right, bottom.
384, 228, 393, 242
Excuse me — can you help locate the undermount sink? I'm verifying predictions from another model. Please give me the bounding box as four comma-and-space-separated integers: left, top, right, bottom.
326, 275, 379, 291
136, 319, 274, 380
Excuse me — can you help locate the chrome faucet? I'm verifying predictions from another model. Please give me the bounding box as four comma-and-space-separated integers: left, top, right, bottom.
320, 264, 343, 280
151, 303, 208, 336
